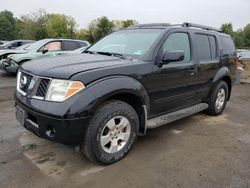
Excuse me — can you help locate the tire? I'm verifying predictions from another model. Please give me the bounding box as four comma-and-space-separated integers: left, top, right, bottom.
81, 100, 139, 164
206, 81, 229, 116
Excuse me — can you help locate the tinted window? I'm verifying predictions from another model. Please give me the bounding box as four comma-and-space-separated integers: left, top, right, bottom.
220, 37, 235, 56
162, 33, 191, 63
5, 42, 20, 49
63, 41, 79, 51
196, 34, 211, 61
10, 42, 18, 48
78, 42, 88, 48
209, 36, 217, 59
17, 42, 22, 47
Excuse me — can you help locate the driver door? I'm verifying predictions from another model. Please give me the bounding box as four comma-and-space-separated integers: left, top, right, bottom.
37, 41, 65, 59
148, 31, 199, 117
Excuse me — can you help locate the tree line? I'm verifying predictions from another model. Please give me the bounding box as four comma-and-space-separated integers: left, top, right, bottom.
220, 23, 250, 48
0, 9, 137, 43
0, 9, 249, 48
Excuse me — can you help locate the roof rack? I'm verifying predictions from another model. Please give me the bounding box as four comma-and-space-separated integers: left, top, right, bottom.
127, 22, 221, 32
182, 22, 221, 32
128, 23, 171, 29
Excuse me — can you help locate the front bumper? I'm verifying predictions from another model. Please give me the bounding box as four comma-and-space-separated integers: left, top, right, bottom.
15, 94, 91, 145
0, 59, 19, 73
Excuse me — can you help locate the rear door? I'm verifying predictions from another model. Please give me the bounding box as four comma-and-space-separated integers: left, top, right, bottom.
148, 30, 200, 117
193, 33, 220, 99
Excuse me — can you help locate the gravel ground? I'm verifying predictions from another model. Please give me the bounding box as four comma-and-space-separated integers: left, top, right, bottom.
0, 70, 250, 188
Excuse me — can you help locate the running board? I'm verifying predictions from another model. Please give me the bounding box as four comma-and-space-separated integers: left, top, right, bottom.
146, 103, 208, 129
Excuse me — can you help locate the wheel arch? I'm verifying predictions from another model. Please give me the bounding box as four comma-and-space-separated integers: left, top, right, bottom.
212, 67, 232, 100
105, 93, 147, 136
87, 76, 150, 135
19, 59, 31, 64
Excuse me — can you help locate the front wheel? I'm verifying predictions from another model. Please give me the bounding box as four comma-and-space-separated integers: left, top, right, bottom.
206, 81, 229, 116
81, 100, 139, 164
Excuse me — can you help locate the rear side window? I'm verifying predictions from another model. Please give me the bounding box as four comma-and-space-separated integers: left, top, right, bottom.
220, 37, 235, 56
195, 34, 211, 61
63, 41, 79, 51
11, 42, 18, 48
17, 42, 23, 47
209, 36, 217, 59
78, 42, 88, 48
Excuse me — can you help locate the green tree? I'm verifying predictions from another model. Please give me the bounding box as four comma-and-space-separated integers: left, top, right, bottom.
82, 17, 115, 43
233, 29, 245, 48
46, 14, 76, 38
16, 9, 48, 40
0, 10, 16, 40
114, 19, 138, 29
94, 16, 114, 41
221, 23, 234, 36
244, 24, 250, 47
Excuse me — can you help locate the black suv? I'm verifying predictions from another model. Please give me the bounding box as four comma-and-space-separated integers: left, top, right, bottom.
15, 23, 237, 164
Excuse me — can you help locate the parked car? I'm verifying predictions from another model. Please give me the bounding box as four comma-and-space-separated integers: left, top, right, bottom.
0, 40, 34, 50
15, 23, 237, 164
237, 49, 250, 60
0, 43, 32, 61
0, 39, 89, 73
0, 40, 9, 45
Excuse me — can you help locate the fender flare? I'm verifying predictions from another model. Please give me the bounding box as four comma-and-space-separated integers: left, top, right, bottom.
212, 67, 230, 83
87, 76, 150, 114
210, 67, 232, 100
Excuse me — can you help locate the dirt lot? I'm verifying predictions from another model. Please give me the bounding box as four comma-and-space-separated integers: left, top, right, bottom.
0, 70, 250, 188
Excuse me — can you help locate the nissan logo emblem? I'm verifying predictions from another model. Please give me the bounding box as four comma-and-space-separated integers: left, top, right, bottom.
20, 76, 27, 89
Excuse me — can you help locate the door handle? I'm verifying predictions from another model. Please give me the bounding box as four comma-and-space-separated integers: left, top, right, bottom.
188, 68, 195, 76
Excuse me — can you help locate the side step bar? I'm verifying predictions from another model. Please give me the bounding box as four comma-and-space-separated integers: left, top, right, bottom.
146, 103, 208, 129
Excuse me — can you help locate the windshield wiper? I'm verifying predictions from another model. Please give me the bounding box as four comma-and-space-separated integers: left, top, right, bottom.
83, 50, 96, 54
84, 50, 133, 60
95, 51, 128, 60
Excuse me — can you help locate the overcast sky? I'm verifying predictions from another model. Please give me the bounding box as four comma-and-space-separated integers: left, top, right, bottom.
1, 0, 249, 30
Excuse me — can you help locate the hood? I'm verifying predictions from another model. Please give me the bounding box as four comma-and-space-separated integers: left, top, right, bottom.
21, 53, 127, 79
0, 49, 27, 56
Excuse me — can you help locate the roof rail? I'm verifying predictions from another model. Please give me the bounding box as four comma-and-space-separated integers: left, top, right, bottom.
128, 23, 171, 29
182, 22, 221, 32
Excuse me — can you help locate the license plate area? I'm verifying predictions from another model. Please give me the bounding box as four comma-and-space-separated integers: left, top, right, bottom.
16, 105, 27, 126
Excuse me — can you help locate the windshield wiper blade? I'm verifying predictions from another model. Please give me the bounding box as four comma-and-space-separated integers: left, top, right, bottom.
95, 51, 127, 59
83, 50, 96, 54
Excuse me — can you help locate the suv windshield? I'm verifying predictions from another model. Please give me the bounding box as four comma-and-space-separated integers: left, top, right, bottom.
87, 29, 164, 58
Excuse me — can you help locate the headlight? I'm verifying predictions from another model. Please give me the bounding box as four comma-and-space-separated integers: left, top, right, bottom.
7, 54, 13, 59
45, 79, 85, 102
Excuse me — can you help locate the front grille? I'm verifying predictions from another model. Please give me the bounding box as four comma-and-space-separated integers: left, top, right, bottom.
36, 79, 50, 97
17, 71, 52, 99
19, 72, 33, 93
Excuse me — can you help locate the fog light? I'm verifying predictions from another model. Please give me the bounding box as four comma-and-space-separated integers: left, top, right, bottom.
45, 125, 56, 138
3, 61, 11, 67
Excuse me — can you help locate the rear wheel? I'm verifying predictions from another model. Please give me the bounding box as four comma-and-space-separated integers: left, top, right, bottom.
81, 100, 139, 164
206, 81, 229, 116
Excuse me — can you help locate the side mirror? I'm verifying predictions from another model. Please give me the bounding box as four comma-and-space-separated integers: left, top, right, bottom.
161, 50, 185, 64
42, 48, 48, 54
